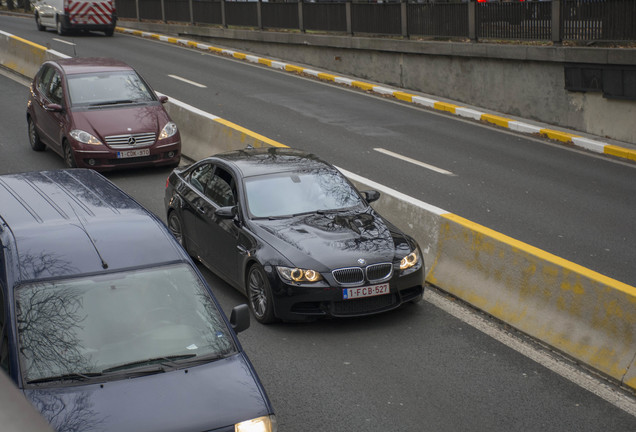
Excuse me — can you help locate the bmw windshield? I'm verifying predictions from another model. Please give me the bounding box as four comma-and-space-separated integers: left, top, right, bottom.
244, 169, 365, 219
15, 263, 236, 385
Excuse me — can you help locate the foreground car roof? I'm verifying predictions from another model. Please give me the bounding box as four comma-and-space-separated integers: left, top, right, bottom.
0, 169, 182, 282
211, 147, 337, 178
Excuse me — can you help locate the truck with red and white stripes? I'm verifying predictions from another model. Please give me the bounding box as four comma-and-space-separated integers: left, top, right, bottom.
33, 0, 117, 37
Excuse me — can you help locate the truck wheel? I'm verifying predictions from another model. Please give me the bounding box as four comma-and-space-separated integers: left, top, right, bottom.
35, 13, 45, 31
56, 16, 66, 36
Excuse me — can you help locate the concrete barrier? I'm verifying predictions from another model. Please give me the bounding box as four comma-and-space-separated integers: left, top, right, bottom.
0, 30, 62, 78
429, 213, 636, 390
2, 32, 636, 392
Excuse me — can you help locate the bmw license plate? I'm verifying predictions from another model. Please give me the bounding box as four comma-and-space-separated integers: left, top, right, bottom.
343, 283, 389, 300
117, 149, 150, 159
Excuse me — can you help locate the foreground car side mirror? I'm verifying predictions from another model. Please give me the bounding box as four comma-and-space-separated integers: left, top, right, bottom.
216, 205, 238, 219
158, 95, 169, 104
361, 190, 381, 203
44, 103, 63, 112
230, 304, 250, 333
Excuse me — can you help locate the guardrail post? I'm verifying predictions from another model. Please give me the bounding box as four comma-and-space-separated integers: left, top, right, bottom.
161, 0, 166, 24
221, 0, 227, 28
346, 1, 352, 36
401, 0, 408, 39
552, 0, 562, 44
189, 0, 194, 25
257, 0, 263, 30
468, 0, 476, 41
298, 0, 305, 33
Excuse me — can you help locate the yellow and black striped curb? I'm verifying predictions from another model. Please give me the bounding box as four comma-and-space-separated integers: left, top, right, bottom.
117, 26, 636, 164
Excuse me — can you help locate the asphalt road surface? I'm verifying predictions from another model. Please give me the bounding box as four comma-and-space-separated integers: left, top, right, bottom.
2, 47, 636, 432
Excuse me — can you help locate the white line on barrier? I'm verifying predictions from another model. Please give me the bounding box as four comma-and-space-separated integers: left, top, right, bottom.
168, 74, 207, 88
336, 166, 448, 216
52, 38, 75, 46
158, 92, 220, 121
47, 50, 70, 59
374, 147, 455, 176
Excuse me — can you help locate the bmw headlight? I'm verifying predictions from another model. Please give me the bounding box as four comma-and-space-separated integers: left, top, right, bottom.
159, 121, 178, 139
277, 266, 323, 283
400, 250, 420, 270
235, 415, 277, 432
70, 129, 102, 145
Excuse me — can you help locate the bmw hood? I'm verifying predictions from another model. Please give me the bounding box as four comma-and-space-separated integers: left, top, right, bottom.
23, 354, 272, 432
72, 104, 168, 141
252, 208, 413, 269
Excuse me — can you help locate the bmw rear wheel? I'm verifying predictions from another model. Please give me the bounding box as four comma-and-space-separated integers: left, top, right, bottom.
28, 118, 45, 151
247, 265, 277, 324
168, 211, 189, 253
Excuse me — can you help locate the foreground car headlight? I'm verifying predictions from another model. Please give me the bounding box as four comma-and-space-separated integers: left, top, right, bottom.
70, 129, 102, 145
159, 121, 178, 139
277, 266, 323, 283
235, 415, 277, 432
400, 250, 420, 270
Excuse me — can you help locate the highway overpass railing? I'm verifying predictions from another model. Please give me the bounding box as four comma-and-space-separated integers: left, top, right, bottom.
116, 0, 636, 43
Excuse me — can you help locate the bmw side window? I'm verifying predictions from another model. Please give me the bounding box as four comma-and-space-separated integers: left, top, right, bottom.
190, 164, 214, 194
48, 71, 63, 105
204, 167, 236, 208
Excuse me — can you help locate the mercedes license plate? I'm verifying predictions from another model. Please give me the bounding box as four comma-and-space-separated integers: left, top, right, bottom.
117, 148, 150, 159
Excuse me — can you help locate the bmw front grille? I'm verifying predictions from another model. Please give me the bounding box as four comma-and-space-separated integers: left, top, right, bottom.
332, 263, 393, 286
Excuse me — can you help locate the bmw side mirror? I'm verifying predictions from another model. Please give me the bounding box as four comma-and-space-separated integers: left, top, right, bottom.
215, 205, 237, 219
361, 190, 381, 203
44, 103, 63, 112
230, 304, 250, 333
159, 95, 168, 104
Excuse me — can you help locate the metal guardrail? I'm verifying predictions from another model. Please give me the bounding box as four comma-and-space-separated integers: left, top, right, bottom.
116, 0, 636, 43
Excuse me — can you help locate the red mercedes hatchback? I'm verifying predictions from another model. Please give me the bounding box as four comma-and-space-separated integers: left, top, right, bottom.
26, 57, 181, 171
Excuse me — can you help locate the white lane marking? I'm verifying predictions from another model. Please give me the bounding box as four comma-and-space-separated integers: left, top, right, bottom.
53, 38, 75, 46
425, 287, 636, 417
168, 74, 207, 88
374, 147, 455, 176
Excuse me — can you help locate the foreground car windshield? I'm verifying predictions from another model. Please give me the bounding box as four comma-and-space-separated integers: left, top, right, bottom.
16, 263, 235, 384
244, 169, 365, 218
67, 71, 154, 107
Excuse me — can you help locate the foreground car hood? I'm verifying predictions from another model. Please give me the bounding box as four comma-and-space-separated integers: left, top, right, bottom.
72, 104, 167, 139
253, 209, 411, 269
23, 355, 271, 432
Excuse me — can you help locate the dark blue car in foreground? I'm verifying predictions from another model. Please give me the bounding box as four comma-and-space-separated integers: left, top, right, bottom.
0, 169, 276, 432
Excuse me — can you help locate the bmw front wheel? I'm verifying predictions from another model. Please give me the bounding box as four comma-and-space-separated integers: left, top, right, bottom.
247, 265, 277, 324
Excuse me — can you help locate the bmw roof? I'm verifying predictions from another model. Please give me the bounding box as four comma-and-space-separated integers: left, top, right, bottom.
0, 169, 183, 283
209, 147, 338, 178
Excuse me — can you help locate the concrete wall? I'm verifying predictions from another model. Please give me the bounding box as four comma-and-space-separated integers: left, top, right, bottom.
120, 21, 636, 144
3, 29, 636, 392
